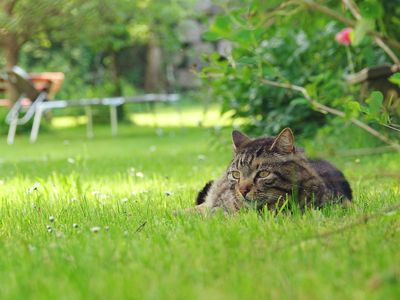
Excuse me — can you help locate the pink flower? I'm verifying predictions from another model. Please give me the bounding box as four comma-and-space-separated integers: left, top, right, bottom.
335, 28, 353, 45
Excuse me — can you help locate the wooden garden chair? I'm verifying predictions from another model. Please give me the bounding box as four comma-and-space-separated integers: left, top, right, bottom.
2, 66, 59, 144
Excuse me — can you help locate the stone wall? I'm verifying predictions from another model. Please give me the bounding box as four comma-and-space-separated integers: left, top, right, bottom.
172, 1, 231, 89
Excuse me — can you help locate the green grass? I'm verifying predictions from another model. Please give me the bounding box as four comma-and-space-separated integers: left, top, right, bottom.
0, 103, 399, 299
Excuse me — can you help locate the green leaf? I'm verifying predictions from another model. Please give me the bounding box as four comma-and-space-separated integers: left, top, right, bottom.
229, 8, 248, 27
305, 83, 317, 98
290, 98, 309, 106
378, 112, 390, 124
262, 66, 277, 77
366, 91, 383, 117
351, 18, 375, 46
213, 15, 231, 34
389, 73, 400, 87
204, 15, 233, 41
253, 28, 265, 40
237, 56, 257, 65
359, 1, 384, 19
344, 100, 361, 119
202, 30, 221, 41
232, 29, 254, 46
201, 66, 224, 74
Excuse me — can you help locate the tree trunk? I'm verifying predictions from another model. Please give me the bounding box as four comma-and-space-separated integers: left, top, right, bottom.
109, 51, 124, 120
3, 33, 20, 101
110, 51, 122, 96
144, 35, 165, 92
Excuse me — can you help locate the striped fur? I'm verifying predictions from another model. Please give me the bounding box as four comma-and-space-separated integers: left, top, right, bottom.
196, 128, 352, 213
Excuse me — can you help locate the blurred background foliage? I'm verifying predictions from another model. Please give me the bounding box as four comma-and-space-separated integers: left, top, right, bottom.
0, 0, 197, 99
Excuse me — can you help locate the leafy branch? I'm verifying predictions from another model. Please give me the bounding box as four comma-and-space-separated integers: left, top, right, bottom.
259, 78, 400, 151
301, 0, 400, 65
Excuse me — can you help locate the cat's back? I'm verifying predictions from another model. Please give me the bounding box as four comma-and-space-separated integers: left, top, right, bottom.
308, 159, 352, 201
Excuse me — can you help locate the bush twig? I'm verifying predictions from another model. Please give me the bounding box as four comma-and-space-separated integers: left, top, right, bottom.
135, 221, 147, 233
335, 146, 399, 156
274, 202, 400, 251
259, 78, 400, 151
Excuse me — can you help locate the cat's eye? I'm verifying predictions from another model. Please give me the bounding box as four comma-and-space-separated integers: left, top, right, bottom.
231, 171, 240, 179
257, 170, 270, 178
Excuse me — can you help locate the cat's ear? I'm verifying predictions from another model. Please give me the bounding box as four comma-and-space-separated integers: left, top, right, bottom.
232, 130, 250, 150
270, 128, 295, 153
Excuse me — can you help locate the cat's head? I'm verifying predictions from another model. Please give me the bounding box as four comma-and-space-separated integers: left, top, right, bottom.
227, 128, 298, 209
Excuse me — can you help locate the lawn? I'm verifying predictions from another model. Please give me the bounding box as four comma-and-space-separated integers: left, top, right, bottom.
0, 102, 399, 300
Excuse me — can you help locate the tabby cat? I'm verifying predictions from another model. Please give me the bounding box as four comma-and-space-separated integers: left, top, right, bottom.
195, 128, 352, 213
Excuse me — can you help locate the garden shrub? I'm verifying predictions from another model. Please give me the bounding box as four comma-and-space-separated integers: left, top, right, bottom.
200, 0, 397, 137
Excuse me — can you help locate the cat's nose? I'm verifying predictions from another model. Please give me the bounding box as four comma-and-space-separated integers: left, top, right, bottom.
239, 185, 252, 197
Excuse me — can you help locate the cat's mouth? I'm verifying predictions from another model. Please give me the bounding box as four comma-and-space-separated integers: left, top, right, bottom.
235, 190, 268, 208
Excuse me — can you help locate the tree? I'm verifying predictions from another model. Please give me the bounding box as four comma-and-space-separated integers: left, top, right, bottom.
80, 0, 195, 93
0, 0, 85, 99
0, 0, 195, 101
